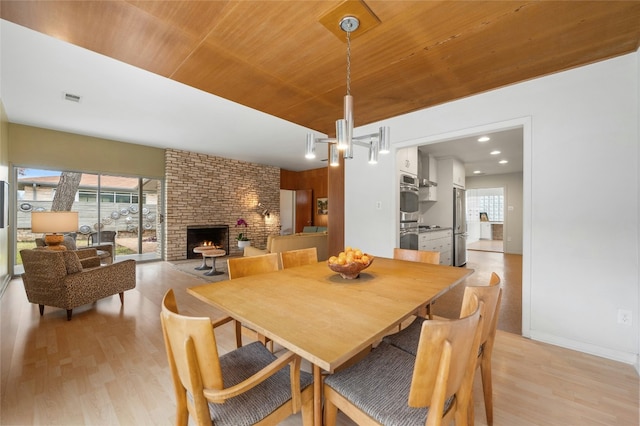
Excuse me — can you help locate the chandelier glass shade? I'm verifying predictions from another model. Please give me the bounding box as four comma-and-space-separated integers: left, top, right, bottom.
305, 16, 390, 166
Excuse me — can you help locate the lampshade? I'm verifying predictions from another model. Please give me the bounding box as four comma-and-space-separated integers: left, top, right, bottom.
31, 211, 78, 233
378, 127, 390, 154
329, 144, 340, 167
305, 134, 316, 159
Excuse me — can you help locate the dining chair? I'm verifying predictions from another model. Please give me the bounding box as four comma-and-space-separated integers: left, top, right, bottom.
384, 272, 502, 426
227, 253, 280, 350
393, 247, 441, 264
227, 252, 279, 279
323, 297, 484, 426
280, 247, 318, 269
160, 289, 314, 426
393, 247, 441, 319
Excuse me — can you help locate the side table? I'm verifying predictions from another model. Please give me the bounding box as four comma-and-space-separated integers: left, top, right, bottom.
201, 249, 226, 276
193, 246, 226, 276
193, 246, 216, 270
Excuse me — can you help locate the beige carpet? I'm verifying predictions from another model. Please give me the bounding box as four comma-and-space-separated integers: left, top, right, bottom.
169, 258, 231, 283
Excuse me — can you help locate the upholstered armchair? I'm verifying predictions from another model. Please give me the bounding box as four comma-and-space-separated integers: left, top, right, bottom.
20, 249, 136, 320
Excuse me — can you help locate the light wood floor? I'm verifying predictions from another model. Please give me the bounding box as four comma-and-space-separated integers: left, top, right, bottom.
2, 257, 638, 425
468, 239, 504, 253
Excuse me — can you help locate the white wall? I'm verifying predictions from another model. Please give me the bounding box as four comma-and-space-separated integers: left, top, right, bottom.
345, 51, 639, 367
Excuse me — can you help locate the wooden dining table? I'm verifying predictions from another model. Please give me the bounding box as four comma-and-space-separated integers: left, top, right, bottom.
187, 256, 473, 425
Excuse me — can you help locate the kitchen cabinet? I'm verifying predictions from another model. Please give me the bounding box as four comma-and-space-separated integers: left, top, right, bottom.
419, 186, 437, 202
419, 228, 452, 266
452, 158, 465, 189
480, 222, 492, 240
397, 147, 418, 175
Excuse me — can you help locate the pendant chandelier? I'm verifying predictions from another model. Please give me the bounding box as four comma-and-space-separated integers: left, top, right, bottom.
305, 16, 390, 166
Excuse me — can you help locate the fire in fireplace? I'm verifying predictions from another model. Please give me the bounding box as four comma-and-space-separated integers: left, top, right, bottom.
186, 225, 229, 259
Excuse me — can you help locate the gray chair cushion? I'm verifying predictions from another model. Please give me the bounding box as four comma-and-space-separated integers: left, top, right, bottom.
324, 341, 452, 426
385, 318, 485, 358
382, 317, 425, 356
207, 342, 313, 426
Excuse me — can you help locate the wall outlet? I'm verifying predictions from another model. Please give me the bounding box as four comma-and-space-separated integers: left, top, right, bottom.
617, 309, 632, 326
375, 201, 382, 210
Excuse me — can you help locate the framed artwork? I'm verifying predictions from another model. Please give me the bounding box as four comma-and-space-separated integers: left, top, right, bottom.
0, 181, 8, 228
479, 212, 489, 222
317, 198, 328, 215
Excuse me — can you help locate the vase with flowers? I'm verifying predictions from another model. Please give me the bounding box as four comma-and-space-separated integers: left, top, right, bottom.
235, 218, 251, 248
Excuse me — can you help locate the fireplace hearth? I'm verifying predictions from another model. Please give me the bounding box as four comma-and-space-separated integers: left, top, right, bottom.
186, 225, 229, 259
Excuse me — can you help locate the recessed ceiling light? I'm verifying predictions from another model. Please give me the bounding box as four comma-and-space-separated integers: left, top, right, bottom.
490, 150, 501, 155
478, 136, 490, 142
499, 160, 508, 164
473, 170, 482, 174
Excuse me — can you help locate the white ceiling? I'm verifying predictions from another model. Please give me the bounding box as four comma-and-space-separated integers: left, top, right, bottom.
1, 19, 521, 176
418, 128, 523, 177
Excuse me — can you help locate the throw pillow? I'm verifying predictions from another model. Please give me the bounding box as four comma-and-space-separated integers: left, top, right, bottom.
61, 235, 77, 251
62, 251, 83, 274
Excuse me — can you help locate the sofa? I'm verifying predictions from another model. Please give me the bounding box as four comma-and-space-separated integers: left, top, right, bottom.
244, 232, 328, 262
20, 249, 136, 320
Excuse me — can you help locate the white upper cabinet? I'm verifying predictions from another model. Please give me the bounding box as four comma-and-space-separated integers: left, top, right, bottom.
397, 147, 418, 176
452, 158, 465, 189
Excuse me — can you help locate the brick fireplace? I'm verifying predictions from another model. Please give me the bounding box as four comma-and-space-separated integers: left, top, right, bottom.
164, 149, 281, 261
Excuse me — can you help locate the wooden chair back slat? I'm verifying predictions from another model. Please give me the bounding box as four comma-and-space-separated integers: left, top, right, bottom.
393, 247, 440, 265
227, 253, 279, 279
280, 247, 318, 269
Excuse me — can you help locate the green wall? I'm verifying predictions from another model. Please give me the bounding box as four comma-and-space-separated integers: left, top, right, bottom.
9, 124, 165, 178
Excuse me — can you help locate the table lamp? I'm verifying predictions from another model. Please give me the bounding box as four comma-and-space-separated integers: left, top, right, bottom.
31, 211, 78, 251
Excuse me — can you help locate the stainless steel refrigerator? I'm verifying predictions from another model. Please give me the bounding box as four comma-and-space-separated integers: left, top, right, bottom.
453, 188, 467, 266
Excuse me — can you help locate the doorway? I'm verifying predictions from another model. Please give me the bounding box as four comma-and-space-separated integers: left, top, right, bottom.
466, 187, 504, 253
412, 117, 528, 335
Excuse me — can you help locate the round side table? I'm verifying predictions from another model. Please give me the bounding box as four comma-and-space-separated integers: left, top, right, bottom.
201, 249, 226, 276
193, 246, 214, 270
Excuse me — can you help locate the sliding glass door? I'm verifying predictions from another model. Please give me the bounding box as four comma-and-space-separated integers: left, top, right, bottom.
14, 167, 163, 274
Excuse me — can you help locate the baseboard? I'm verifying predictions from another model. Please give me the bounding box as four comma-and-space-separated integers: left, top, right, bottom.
530, 330, 639, 369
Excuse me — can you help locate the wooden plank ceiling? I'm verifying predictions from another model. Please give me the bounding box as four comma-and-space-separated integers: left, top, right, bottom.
2, 1, 639, 136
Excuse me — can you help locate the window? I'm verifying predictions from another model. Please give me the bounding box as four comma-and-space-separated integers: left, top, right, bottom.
478, 195, 504, 222
466, 188, 504, 222
14, 168, 163, 274
78, 190, 96, 202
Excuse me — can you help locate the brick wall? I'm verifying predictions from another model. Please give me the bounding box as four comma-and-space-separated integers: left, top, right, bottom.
165, 149, 281, 261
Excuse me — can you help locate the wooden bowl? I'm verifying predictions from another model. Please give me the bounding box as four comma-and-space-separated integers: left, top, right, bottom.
327, 256, 374, 279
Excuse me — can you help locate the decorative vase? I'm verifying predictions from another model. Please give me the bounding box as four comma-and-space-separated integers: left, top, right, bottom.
237, 240, 251, 248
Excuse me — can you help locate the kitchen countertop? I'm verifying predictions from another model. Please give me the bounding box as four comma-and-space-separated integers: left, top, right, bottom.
418, 226, 452, 233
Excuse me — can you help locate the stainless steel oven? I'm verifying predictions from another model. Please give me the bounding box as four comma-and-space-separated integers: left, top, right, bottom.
399, 221, 418, 250
399, 173, 419, 222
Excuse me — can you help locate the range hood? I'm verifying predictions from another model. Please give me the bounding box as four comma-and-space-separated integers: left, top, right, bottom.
419, 178, 437, 188
418, 152, 438, 187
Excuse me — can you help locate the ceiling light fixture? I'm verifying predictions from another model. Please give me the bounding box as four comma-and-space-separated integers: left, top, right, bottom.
478, 136, 490, 142
499, 160, 508, 164
490, 150, 501, 155
305, 16, 390, 167
473, 170, 483, 174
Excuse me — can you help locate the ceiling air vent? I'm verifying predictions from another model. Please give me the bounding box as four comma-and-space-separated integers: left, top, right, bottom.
63, 92, 81, 103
